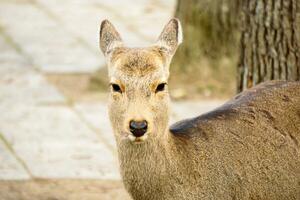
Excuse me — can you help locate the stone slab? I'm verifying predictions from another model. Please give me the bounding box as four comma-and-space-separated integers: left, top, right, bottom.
0, 68, 65, 106
0, 33, 30, 70
74, 102, 116, 150
0, 137, 30, 180
0, 105, 120, 180
0, 31, 65, 106
36, 0, 148, 48
0, 2, 102, 73
37, 0, 176, 49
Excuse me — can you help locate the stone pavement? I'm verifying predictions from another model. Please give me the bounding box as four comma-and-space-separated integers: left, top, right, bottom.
0, 0, 224, 183
0, 0, 176, 73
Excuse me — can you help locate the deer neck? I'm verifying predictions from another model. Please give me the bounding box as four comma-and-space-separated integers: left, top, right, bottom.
116, 130, 173, 197
117, 130, 171, 171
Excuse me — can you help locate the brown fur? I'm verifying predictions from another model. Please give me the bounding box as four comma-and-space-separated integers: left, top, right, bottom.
99, 19, 300, 200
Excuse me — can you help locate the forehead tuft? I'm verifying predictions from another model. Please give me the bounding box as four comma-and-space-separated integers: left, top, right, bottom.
110, 47, 164, 76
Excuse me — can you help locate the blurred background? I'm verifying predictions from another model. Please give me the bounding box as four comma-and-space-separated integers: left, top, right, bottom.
0, 0, 298, 199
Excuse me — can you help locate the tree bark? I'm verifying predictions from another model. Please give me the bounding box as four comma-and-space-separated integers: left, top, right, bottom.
174, 0, 241, 69
237, 0, 300, 92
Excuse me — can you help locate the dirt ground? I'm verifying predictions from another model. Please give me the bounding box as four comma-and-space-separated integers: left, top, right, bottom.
0, 179, 131, 200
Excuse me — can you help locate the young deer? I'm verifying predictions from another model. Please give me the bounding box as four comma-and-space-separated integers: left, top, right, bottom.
99, 19, 300, 200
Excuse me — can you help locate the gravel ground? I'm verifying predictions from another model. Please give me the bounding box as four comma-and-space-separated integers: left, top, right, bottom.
0, 179, 131, 200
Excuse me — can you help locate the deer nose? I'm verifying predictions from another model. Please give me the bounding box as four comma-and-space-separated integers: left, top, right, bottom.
129, 120, 148, 137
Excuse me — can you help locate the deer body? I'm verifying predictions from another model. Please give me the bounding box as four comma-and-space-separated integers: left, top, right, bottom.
99, 19, 300, 200
119, 81, 300, 200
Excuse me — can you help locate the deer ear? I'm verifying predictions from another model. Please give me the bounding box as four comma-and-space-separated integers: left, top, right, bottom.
156, 18, 183, 56
99, 20, 123, 56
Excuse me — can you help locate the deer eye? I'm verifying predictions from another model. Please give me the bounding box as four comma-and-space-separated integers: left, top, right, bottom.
111, 83, 122, 93
155, 83, 167, 93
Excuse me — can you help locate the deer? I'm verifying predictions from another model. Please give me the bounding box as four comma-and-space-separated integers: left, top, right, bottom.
99, 18, 300, 200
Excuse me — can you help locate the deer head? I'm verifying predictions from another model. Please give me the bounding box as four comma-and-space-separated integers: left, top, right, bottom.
99, 19, 182, 144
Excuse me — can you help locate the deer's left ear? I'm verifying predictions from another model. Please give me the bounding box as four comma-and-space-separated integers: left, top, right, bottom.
156, 18, 183, 56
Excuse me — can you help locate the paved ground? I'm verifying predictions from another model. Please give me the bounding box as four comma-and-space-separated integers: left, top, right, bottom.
0, 0, 225, 199
0, 0, 176, 73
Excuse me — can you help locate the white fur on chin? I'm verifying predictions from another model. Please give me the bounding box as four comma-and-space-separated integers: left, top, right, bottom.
128, 134, 148, 143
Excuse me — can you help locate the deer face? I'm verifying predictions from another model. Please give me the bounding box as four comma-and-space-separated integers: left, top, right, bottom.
99, 19, 182, 144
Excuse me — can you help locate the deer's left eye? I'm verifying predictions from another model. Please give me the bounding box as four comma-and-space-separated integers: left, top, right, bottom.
155, 83, 167, 93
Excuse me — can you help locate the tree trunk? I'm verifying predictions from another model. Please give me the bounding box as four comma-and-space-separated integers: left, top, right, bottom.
174, 0, 241, 68
237, 0, 300, 92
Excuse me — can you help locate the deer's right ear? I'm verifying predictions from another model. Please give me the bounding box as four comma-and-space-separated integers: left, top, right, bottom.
99, 20, 123, 56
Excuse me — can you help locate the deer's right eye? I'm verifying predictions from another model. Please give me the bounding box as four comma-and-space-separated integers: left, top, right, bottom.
111, 84, 122, 93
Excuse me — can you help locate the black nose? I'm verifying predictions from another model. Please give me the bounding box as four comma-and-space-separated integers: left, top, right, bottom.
129, 120, 148, 137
